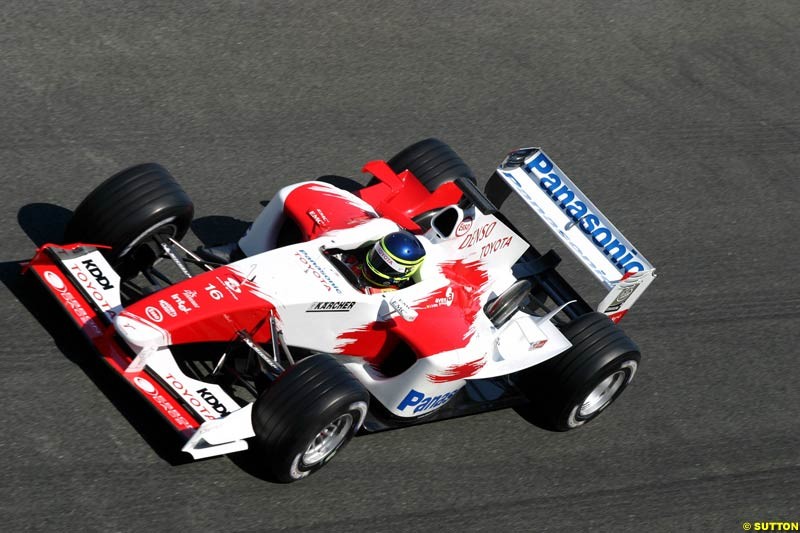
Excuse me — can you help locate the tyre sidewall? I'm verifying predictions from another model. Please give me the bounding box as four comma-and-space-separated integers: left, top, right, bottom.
514, 312, 641, 431
251, 354, 369, 483
283, 399, 367, 481
64, 163, 193, 272
384, 138, 475, 192
557, 351, 639, 430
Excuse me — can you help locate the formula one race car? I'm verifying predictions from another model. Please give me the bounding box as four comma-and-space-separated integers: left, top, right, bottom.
24, 138, 655, 482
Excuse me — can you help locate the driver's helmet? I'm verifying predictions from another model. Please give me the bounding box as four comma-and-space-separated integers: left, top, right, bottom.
363, 231, 426, 288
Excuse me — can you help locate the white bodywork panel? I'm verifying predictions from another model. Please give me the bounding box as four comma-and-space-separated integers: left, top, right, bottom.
146, 347, 256, 459
112, 170, 649, 456
181, 405, 255, 460
223, 194, 571, 419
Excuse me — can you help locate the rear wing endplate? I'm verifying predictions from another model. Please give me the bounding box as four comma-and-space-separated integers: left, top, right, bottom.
486, 148, 656, 322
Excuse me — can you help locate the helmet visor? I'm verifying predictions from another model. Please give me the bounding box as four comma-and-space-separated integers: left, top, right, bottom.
365, 240, 422, 286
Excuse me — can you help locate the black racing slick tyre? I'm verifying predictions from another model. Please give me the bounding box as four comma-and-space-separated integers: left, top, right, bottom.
514, 312, 641, 431
386, 138, 476, 192
63, 163, 194, 276
251, 353, 369, 483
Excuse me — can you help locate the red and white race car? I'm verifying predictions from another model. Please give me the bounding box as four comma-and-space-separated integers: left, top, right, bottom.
24, 138, 655, 482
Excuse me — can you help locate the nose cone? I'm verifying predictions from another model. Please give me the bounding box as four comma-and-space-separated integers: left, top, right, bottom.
115, 313, 171, 352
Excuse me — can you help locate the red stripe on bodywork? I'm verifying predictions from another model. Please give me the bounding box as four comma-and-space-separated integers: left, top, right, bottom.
607, 309, 628, 323
335, 320, 396, 361
283, 183, 375, 240
393, 260, 490, 357
121, 266, 276, 345
121, 369, 199, 432
335, 260, 491, 361
427, 357, 486, 383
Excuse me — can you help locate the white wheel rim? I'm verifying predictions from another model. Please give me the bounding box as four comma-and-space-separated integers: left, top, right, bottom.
117, 217, 178, 257
578, 370, 626, 417
301, 413, 353, 466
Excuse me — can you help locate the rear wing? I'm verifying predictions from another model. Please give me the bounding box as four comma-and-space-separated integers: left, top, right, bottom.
485, 147, 656, 322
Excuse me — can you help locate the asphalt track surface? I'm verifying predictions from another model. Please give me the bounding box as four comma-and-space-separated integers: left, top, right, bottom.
1, 2, 799, 531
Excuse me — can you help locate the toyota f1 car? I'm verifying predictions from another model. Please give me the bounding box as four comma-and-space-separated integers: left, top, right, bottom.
24, 138, 655, 482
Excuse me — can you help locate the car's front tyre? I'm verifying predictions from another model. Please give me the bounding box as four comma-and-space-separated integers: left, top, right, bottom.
63, 163, 194, 278
251, 354, 369, 482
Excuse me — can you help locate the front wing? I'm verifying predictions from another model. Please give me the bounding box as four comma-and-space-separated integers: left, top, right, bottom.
24, 244, 255, 459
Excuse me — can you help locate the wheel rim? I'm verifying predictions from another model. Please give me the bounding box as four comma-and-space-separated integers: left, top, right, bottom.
302, 413, 353, 466
578, 370, 626, 417
117, 218, 179, 258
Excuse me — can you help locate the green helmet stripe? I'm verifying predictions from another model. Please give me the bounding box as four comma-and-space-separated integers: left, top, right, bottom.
366, 253, 402, 280
366, 252, 411, 282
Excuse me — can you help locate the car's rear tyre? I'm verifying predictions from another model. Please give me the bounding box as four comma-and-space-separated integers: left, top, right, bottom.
251, 353, 369, 483
514, 312, 640, 431
381, 138, 476, 192
64, 163, 194, 277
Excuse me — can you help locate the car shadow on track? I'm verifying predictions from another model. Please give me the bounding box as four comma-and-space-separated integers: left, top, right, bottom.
190, 214, 251, 247
6, 203, 250, 467
17, 202, 72, 246
18, 200, 252, 249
